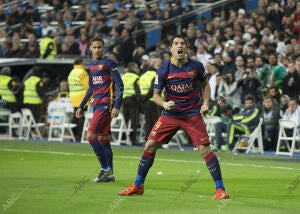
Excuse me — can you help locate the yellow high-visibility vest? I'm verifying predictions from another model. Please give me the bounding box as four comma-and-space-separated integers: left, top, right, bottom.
0, 75, 16, 103
67, 65, 89, 107
23, 76, 42, 104
139, 70, 156, 101
121, 72, 139, 99
40, 37, 57, 60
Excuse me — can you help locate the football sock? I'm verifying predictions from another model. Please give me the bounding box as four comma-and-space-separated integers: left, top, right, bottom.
102, 142, 113, 173
204, 151, 225, 190
89, 138, 109, 170
134, 150, 155, 187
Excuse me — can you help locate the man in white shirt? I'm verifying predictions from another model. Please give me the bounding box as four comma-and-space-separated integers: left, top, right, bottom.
283, 97, 300, 127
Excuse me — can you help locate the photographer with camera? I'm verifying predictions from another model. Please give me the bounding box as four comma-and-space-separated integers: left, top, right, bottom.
217, 72, 239, 108
237, 66, 262, 104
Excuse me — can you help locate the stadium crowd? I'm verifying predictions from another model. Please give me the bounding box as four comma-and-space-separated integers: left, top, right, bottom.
0, 0, 300, 152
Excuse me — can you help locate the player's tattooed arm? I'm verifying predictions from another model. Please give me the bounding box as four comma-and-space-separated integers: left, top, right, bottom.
200, 79, 210, 114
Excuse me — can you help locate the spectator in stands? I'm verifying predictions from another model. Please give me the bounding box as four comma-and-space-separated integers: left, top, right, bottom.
207, 61, 221, 102
196, 43, 212, 68
10, 32, 23, 58
66, 34, 81, 55
88, 16, 99, 38
282, 60, 300, 98
226, 94, 261, 148
67, 58, 89, 142
210, 96, 233, 152
279, 94, 290, 118
23, 5, 40, 23
287, 2, 300, 42
282, 97, 300, 128
237, 66, 261, 104
267, 85, 281, 105
0, 41, 11, 58
41, 20, 56, 37
23, 42, 40, 58
217, 72, 239, 108
262, 96, 280, 151
118, 28, 135, 66
78, 32, 89, 57
222, 40, 236, 74
121, 62, 141, 145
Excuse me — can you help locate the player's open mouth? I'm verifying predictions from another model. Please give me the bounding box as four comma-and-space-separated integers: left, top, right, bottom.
177, 50, 183, 56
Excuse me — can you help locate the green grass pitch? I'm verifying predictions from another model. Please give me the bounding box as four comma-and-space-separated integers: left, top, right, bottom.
0, 140, 299, 214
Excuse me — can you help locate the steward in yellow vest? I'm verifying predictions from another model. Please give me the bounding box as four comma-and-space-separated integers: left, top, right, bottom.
68, 58, 89, 107
23, 68, 51, 122
0, 67, 19, 112
121, 62, 141, 145
139, 58, 162, 140
40, 30, 57, 60
67, 57, 89, 141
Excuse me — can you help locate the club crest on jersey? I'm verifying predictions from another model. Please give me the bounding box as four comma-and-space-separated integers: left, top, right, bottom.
93, 76, 103, 84
188, 71, 195, 77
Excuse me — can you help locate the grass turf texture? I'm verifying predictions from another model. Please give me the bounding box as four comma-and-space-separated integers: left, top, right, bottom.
0, 140, 299, 214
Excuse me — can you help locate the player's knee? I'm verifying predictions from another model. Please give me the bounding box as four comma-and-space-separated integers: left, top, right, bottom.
87, 132, 97, 142
145, 140, 160, 152
197, 144, 211, 156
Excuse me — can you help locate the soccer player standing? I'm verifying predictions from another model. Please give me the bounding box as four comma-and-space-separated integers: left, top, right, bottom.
119, 35, 229, 200
76, 36, 123, 182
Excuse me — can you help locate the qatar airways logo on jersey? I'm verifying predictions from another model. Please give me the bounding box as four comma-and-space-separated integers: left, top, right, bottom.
93, 76, 103, 84
169, 82, 193, 93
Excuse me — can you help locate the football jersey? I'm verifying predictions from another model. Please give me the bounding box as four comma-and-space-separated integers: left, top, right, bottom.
79, 56, 123, 111
154, 58, 207, 117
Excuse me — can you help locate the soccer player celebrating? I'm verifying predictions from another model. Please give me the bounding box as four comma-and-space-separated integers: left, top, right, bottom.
76, 36, 123, 182
118, 35, 229, 200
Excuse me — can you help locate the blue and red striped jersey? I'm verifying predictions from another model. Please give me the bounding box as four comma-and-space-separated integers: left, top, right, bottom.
154, 58, 207, 117
79, 56, 124, 111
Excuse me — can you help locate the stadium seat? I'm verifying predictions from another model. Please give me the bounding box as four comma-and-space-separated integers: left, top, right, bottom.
9, 112, 22, 138
0, 108, 11, 138
80, 111, 92, 144
232, 118, 264, 154
203, 116, 222, 146
48, 110, 76, 142
110, 113, 132, 145
275, 119, 300, 156
19, 108, 44, 140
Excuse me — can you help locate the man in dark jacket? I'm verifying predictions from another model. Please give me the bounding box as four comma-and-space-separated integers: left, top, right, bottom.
226, 94, 260, 147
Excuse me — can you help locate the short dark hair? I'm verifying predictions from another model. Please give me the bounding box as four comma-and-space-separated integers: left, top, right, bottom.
89, 36, 104, 46
73, 57, 83, 65
170, 34, 187, 47
245, 94, 255, 102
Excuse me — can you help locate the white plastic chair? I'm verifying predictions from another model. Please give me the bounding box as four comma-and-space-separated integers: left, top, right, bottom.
203, 116, 222, 146
9, 112, 22, 138
110, 113, 132, 145
80, 111, 93, 144
232, 118, 264, 154
0, 109, 11, 138
275, 119, 300, 156
48, 110, 76, 142
19, 108, 44, 140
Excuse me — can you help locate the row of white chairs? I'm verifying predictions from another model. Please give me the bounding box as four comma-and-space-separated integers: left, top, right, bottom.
1, 108, 299, 156
0, 108, 77, 142
204, 116, 300, 157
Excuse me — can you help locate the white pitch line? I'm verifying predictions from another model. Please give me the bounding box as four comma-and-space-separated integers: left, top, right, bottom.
0, 148, 299, 171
